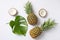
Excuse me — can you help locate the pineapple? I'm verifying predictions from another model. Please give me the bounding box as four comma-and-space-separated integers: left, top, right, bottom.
30, 19, 56, 38
24, 1, 38, 25
30, 27, 42, 38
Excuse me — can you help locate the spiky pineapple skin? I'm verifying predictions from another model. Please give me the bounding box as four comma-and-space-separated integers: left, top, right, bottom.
27, 13, 37, 25
30, 27, 42, 38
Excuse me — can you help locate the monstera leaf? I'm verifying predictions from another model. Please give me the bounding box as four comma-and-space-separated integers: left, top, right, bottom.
9, 15, 28, 36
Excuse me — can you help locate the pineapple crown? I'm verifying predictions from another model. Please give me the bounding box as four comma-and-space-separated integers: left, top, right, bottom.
41, 19, 56, 31
24, 1, 33, 14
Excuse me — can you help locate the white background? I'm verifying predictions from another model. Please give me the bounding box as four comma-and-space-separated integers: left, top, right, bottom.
0, 0, 60, 40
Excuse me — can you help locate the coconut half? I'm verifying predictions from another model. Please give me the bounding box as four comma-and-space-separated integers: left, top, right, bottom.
39, 8, 47, 18
8, 8, 18, 16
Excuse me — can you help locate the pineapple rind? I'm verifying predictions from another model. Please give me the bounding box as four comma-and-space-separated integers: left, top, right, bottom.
27, 13, 37, 25
30, 27, 42, 38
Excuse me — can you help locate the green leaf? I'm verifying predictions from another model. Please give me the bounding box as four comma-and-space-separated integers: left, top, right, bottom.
15, 16, 20, 22
9, 15, 28, 36
41, 19, 56, 31
24, 1, 33, 14
9, 20, 15, 29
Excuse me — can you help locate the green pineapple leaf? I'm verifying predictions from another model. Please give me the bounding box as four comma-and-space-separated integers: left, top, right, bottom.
24, 1, 33, 14
41, 19, 56, 31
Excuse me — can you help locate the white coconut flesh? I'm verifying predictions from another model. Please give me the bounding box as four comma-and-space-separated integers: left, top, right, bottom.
8, 8, 18, 16
39, 9, 47, 17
